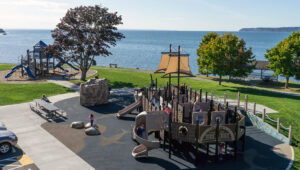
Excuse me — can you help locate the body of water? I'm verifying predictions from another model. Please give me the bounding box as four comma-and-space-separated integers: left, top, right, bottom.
0, 29, 297, 82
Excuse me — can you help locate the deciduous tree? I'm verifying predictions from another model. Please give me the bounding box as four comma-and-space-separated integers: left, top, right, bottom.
265, 31, 300, 88
197, 32, 255, 85
49, 5, 124, 80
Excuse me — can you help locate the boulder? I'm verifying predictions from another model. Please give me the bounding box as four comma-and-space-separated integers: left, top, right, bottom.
85, 127, 101, 136
70, 121, 84, 129
80, 78, 109, 106
84, 123, 98, 129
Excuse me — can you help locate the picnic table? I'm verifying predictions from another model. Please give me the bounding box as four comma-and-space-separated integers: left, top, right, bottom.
34, 99, 59, 112
30, 99, 67, 119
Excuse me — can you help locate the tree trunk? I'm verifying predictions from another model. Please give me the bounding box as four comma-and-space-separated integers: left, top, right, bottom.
219, 75, 222, 85
81, 69, 87, 81
206, 72, 208, 77
285, 76, 289, 89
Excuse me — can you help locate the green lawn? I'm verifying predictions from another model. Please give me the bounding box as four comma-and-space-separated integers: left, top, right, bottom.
196, 75, 300, 94
72, 68, 300, 169
0, 83, 74, 106
0, 64, 15, 70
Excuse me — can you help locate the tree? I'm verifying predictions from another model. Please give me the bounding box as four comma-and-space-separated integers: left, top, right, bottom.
265, 31, 300, 88
49, 5, 124, 80
197, 32, 255, 85
197, 32, 218, 77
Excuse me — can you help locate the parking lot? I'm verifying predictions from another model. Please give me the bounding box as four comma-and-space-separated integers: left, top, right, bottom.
0, 145, 38, 170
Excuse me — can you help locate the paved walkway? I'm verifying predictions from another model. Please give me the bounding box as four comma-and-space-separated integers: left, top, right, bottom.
48, 80, 80, 92
0, 93, 93, 170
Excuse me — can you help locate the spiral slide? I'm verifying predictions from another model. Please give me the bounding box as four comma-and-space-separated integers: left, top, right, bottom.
132, 111, 168, 158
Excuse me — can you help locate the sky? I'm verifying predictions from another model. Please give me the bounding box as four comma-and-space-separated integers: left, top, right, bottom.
0, 0, 300, 31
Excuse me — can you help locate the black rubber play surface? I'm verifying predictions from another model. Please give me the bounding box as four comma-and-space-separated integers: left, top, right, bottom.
50, 88, 291, 170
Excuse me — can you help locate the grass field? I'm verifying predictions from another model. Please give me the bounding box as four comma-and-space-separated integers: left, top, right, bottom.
0, 83, 73, 106
196, 75, 300, 94
0, 64, 15, 70
72, 67, 300, 169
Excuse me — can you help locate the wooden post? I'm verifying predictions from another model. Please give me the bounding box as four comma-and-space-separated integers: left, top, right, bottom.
205, 92, 208, 102
189, 87, 192, 101
253, 102, 256, 115
194, 90, 197, 102
200, 88, 202, 102
195, 120, 200, 165
237, 91, 240, 108
224, 93, 227, 104
163, 130, 166, 151
176, 102, 179, 122
155, 78, 158, 90
277, 118, 280, 133
245, 95, 248, 111
215, 120, 220, 162
234, 115, 238, 160
211, 90, 213, 101
168, 113, 172, 158
288, 125, 293, 142
262, 108, 266, 122
165, 82, 169, 96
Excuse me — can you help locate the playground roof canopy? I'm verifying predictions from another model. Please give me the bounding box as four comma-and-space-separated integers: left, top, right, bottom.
34, 40, 48, 48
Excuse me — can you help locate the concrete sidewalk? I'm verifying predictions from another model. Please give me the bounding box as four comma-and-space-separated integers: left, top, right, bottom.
48, 80, 80, 92
0, 93, 93, 170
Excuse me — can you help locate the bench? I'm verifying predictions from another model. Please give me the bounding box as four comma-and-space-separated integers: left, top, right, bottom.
109, 64, 117, 68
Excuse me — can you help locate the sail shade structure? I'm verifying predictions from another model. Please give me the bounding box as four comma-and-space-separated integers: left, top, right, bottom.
155, 52, 171, 73
163, 54, 194, 77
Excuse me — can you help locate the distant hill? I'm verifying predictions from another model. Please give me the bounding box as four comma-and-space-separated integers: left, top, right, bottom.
239, 27, 300, 32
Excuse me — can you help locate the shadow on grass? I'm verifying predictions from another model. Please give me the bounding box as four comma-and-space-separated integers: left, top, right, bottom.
111, 81, 135, 88
205, 76, 300, 93
219, 85, 300, 100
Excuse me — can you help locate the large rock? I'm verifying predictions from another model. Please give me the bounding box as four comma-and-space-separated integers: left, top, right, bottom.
80, 78, 109, 106
70, 121, 84, 129
85, 127, 101, 136
84, 123, 98, 129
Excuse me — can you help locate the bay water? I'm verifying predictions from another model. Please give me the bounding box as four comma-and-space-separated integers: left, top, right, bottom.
0, 29, 296, 82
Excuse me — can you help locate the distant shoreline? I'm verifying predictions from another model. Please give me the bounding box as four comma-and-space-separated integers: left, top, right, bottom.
239, 27, 300, 32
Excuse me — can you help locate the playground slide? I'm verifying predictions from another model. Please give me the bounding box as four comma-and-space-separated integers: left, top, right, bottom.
132, 111, 168, 158
5, 64, 23, 78
116, 100, 141, 118
66, 62, 79, 71
24, 66, 36, 79
5, 64, 35, 79
54, 62, 69, 72
54, 61, 79, 71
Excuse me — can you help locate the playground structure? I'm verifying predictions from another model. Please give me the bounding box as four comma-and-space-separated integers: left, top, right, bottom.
115, 45, 246, 163
128, 85, 246, 163
5, 40, 79, 79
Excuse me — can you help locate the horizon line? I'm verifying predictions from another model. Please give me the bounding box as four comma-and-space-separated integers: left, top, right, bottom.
2, 27, 240, 32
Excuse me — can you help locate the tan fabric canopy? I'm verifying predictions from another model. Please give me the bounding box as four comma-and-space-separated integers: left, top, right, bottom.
163, 55, 194, 77
155, 53, 170, 73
